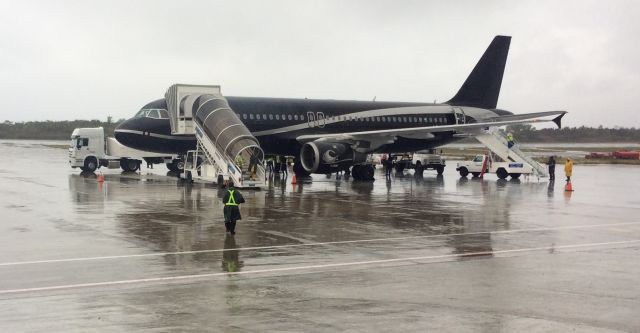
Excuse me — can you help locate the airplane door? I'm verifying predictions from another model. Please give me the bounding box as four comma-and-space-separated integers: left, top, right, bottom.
307, 111, 315, 128
317, 112, 326, 128
453, 107, 466, 124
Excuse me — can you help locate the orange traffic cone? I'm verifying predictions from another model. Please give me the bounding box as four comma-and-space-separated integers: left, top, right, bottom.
291, 174, 297, 184
98, 173, 104, 183
564, 181, 573, 191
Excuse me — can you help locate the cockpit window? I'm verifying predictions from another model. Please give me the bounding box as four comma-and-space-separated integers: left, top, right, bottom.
135, 109, 169, 119
146, 110, 160, 119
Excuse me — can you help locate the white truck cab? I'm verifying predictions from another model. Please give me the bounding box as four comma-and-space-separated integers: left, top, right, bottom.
456, 153, 533, 180
69, 127, 178, 173
69, 128, 106, 172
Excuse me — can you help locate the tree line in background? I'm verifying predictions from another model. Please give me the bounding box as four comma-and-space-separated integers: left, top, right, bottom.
1, 120, 639, 142
503, 124, 640, 143
0, 119, 124, 140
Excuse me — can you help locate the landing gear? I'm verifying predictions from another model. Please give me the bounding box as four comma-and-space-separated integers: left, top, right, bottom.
351, 164, 375, 181
509, 173, 521, 179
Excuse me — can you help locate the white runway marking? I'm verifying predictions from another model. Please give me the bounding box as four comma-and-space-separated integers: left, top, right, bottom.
1, 239, 639, 295
1, 221, 639, 267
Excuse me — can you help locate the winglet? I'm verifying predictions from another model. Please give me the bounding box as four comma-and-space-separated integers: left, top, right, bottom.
552, 112, 566, 129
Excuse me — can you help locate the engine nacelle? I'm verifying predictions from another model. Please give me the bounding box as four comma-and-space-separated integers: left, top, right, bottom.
300, 141, 366, 174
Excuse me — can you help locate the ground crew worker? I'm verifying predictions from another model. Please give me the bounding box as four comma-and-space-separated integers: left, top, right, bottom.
280, 155, 288, 178
248, 153, 258, 180
222, 181, 245, 234
506, 132, 514, 149
235, 155, 244, 176
564, 158, 573, 182
266, 157, 274, 175
384, 156, 393, 180
547, 156, 556, 181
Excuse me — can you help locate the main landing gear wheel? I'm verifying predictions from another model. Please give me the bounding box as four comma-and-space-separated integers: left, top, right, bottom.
352, 165, 375, 181
436, 165, 445, 175
510, 173, 521, 179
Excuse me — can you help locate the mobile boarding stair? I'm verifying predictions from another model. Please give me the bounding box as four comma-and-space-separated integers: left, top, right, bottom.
165, 84, 266, 189
474, 127, 548, 179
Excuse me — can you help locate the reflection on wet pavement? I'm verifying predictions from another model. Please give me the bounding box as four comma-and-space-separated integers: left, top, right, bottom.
1, 140, 640, 332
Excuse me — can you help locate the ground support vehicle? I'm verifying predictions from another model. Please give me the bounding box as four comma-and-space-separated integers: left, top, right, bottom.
456, 153, 533, 179
388, 152, 446, 175
69, 127, 178, 173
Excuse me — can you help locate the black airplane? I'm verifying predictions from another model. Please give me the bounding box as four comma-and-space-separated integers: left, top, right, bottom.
115, 35, 565, 177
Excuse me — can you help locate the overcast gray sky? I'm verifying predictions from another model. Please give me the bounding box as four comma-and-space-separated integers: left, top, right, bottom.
1, 0, 638, 127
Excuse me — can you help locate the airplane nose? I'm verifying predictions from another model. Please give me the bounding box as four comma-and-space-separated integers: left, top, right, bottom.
114, 118, 143, 149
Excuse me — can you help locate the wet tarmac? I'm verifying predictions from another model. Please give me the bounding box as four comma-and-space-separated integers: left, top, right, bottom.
1, 140, 639, 332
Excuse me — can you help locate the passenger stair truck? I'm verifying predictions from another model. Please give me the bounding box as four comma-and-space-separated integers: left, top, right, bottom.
165, 84, 266, 189
69, 127, 178, 172
456, 127, 548, 180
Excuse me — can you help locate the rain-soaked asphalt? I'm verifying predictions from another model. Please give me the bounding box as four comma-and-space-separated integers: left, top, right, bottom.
1, 140, 639, 332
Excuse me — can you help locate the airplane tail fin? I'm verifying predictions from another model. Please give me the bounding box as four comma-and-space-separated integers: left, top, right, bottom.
447, 35, 511, 109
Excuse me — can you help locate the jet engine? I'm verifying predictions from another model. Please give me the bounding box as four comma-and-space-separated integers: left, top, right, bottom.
300, 141, 366, 174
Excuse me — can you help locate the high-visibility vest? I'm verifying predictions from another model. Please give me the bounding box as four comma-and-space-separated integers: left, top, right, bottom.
225, 190, 238, 206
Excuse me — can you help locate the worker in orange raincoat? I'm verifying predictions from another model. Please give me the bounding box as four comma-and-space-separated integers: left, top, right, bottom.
564, 158, 573, 182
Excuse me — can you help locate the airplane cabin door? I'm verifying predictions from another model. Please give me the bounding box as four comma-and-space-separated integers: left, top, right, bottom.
453, 107, 466, 124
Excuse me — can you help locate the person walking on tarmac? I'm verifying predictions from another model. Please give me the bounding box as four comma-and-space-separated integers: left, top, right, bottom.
279, 155, 288, 178
506, 131, 515, 149
384, 156, 393, 180
547, 156, 556, 181
222, 181, 245, 235
564, 158, 573, 182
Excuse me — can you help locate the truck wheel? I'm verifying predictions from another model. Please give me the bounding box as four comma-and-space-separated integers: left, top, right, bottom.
510, 173, 521, 179
496, 168, 508, 179
436, 165, 445, 175
120, 158, 138, 172
472, 172, 480, 178
84, 157, 97, 173
459, 167, 469, 177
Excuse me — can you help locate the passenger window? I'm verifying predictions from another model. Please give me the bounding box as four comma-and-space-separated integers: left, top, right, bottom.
281, 114, 285, 120
269, 114, 273, 120
242, 114, 247, 120
288, 115, 292, 120
82, 138, 89, 146
257, 114, 261, 120
263, 114, 267, 119
250, 114, 254, 120
294, 115, 298, 120
275, 115, 280, 120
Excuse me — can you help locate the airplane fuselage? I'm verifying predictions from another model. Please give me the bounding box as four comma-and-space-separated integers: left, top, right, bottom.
115, 96, 504, 156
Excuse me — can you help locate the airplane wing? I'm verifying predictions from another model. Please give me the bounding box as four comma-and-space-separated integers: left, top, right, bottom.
296, 111, 566, 143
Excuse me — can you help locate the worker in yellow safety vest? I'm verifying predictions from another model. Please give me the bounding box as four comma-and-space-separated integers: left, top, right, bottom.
222, 181, 245, 234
